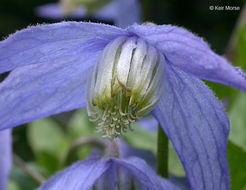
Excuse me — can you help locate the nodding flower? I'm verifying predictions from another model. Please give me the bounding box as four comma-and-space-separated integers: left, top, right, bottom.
1, 21, 246, 189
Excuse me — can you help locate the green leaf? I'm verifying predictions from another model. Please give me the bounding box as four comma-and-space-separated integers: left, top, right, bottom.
229, 92, 246, 151
35, 151, 60, 176
28, 118, 70, 158
228, 141, 246, 190
27, 118, 70, 174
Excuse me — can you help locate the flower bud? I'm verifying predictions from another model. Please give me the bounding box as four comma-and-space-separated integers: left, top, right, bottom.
87, 36, 165, 139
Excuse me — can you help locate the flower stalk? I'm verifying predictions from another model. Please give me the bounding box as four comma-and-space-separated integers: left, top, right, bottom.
157, 124, 168, 178
105, 140, 120, 158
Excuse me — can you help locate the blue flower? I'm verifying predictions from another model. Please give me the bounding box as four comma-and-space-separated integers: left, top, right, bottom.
35, 3, 87, 20
1, 22, 246, 189
0, 130, 12, 190
38, 156, 178, 190
37, 140, 179, 190
35, 0, 142, 28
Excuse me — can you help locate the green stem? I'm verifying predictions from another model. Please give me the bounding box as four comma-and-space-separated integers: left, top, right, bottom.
157, 124, 169, 178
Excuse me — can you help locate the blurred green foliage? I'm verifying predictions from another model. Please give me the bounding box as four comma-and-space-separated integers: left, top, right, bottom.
229, 23, 246, 149
228, 141, 246, 190
77, 0, 111, 14
229, 92, 246, 151
8, 164, 41, 190
9, 109, 98, 189
28, 119, 70, 176
236, 25, 246, 71
60, 0, 111, 15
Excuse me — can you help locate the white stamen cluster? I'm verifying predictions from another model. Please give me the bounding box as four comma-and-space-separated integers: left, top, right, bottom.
87, 36, 165, 139
94, 91, 137, 139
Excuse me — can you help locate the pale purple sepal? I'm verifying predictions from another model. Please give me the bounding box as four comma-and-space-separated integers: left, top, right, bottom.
0, 130, 12, 190
37, 158, 110, 190
113, 157, 179, 190
0, 22, 126, 130
152, 64, 230, 190
128, 24, 246, 92
0, 22, 125, 74
169, 175, 190, 190
38, 157, 179, 190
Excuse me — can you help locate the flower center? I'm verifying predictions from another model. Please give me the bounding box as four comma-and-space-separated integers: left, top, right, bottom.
87, 36, 165, 139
